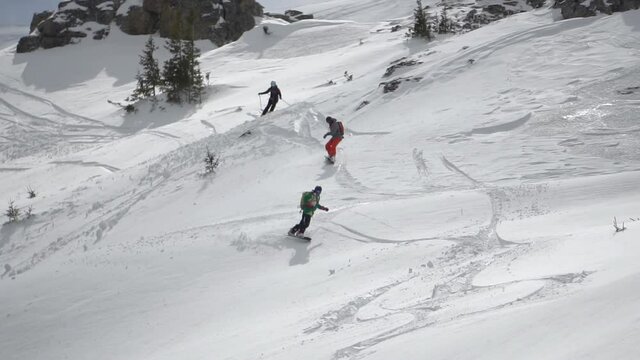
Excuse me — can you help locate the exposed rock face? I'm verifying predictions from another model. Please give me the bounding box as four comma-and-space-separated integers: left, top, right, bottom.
30, 11, 54, 33
264, 9, 314, 23
117, 0, 264, 45
17, 0, 263, 53
16, 36, 41, 53
18, 0, 121, 52
461, 0, 533, 30
553, 0, 640, 18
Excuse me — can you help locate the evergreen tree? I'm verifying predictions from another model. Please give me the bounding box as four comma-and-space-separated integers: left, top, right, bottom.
182, 10, 205, 104
162, 13, 187, 103
162, 36, 186, 103
130, 36, 161, 101
412, 0, 432, 40
182, 38, 205, 103
438, 6, 452, 34
160, 10, 205, 104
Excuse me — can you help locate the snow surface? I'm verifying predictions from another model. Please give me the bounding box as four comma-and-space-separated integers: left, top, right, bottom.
1, 1, 640, 359
0, 26, 27, 51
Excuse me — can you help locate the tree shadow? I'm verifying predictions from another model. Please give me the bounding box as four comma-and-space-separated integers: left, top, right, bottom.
13, 39, 141, 92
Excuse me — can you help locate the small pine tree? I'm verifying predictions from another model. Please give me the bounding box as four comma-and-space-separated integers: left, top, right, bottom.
5, 200, 20, 222
130, 36, 161, 101
204, 147, 220, 174
412, 0, 433, 40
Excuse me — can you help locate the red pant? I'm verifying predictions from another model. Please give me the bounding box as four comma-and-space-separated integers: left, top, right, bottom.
325, 137, 342, 157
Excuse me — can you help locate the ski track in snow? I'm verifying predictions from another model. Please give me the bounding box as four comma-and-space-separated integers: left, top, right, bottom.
299, 152, 583, 358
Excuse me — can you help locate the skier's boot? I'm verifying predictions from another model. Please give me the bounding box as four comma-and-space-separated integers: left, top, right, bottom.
288, 227, 297, 236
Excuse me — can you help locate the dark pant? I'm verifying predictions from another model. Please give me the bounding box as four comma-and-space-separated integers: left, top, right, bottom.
261, 99, 278, 116
291, 213, 312, 234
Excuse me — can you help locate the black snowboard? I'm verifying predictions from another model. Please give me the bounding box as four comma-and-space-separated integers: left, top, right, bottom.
288, 234, 311, 241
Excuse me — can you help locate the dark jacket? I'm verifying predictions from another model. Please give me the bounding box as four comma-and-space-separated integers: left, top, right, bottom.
324, 120, 344, 139
260, 86, 282, 101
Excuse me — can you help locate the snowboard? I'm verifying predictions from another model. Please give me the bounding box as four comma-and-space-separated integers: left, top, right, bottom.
325, 156, 335, 164
288, 234, 312, 241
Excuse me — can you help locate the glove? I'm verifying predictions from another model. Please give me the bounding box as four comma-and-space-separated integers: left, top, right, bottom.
322, 206, 329, 211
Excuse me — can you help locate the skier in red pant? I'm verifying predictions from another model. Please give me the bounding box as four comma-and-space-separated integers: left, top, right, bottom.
323, 116, 344, 163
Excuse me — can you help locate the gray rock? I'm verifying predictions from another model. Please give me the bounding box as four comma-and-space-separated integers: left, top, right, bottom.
485, 4, 508, 15
30, 11, 53, 33
384, 58, 422, 78
115, 5, 157, 35
264, 9, 313, 23
527, 0, 547, 8
284, 10, 303, 17
264, 12, 294, 22
380, 77, 422, 93
143, 0, 163, 14
119, 0, 263, 46
553, 0, 640, 19
293, 14, 314, 20
16, 36, 41, 53
17, 0, 262, 52
93, 27, 110, 40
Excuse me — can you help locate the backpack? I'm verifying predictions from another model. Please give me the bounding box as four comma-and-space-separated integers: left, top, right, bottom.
300, 191, 319, 210
300, 192, 312, 209
337, 122, 345, 136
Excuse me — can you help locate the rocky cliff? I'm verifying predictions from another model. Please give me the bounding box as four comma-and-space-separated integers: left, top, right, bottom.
554, 0, 640, 19
17, 0, 263, 53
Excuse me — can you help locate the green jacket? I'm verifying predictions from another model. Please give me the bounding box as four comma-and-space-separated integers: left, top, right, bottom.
300, 191, 323, 216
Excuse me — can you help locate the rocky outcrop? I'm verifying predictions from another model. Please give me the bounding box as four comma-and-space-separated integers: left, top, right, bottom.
17, 0, 263, 53
553, 0, 640, 18
264, 9, 314, 23
119, 0, 263, 45
461, 0, 532, 30
18, 0, 121, 52
116, 0, 263, 45
16, 36, 41, 53
29, 11, 54, 33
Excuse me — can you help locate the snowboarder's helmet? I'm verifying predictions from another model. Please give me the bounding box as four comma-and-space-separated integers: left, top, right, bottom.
271, 81, 276, 87
313, 186, 322, 194
326, 116, 335, 123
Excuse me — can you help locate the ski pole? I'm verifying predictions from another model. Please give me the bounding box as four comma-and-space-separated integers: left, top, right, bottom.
281, 99, 291, 106
258, 94, 263, 110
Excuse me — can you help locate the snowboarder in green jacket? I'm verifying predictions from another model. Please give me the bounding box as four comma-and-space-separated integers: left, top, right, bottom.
288, 186, 328, 237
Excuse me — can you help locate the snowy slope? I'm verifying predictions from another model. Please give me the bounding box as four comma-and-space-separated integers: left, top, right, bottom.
0, 26, 27, 51
1, 2, 640, 360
